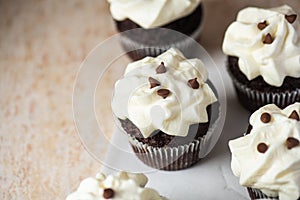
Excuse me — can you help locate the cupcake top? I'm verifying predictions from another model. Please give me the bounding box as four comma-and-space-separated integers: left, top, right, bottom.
66, 171, 167, 200
111, 48, 217, 138
107, 0, 201, 28
222, 5, 300, 87
229, 103, 300, 200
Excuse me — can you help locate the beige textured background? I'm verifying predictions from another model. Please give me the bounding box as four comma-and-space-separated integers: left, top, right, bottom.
0, 0, 299, 199
0, 1, 114, 199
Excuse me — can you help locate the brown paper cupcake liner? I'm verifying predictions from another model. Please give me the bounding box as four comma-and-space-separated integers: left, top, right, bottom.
119, 24, 203, 61
247, 187, 278, 199
128, 134, 204, 171
229, 72, 300, 111
247, 187, 300, 200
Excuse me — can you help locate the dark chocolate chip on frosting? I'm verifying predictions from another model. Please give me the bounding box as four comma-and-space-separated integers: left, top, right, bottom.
263, 33, 274, 44
103, 188, 115, 199
286, 137, 299, 149
157, 89, 170, 99
148, 77, 160, 89
285, 14, 297, 24
289, 110, 300, 121
188, 78, 200, 89
261, 112, 271, 123
156, 62, 167, 74
257, 143, 268, 153
257, 20, 268, 30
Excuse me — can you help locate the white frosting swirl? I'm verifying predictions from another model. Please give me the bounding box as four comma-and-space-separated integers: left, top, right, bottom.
107, 0, 201, 28
111, 48, 217, 138
222, 5, 300, 87
229, 103, 300, 200
66, 172, 166, 200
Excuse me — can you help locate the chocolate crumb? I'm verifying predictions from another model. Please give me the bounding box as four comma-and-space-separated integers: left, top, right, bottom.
257, 143, 268, 153
286, 137, 299, 149
148, 77, 160, 89
103, 188, 114, 199
261, 112, 271, 123
289, 110, 300, 121
263, 33, 274, 44
157, 89, 170, 99
156, 62, 167, 74
257, 20, 268, 30
285, 14, 297, 24
188, 78, 200, 89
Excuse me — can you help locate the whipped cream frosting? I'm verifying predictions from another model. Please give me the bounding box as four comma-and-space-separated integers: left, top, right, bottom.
111, 48, 217, 138
107, 0, 201, 28
66, 172, 166, 200
229, 103, 300, 200
222, 5, 300, 87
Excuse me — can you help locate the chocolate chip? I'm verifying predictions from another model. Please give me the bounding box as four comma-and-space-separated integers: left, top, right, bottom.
156, 62, 167, 74
261, 112, 271, 123
289, 110, 300, 121
285, 14, 297, 24
188, 78, 200, 89
263, 33, 274, 44
246, 124, 253, 135
103, 188, 114, 199
148, 77, 160, 89
257, 143, 268, 153
157, 89, 170, 99
257, 20, 268, 30
286, 137, 299, 149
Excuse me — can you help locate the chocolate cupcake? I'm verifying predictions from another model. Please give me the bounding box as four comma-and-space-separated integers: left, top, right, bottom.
229, 103, 300, 200
222, 5, 300, 111
66, 171, 168, 200
111, 48, 218, 170
107, 0, 203, 60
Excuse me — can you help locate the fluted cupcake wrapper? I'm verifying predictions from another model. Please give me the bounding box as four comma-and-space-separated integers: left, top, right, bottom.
128, 135, 204, 171
247, 187, 300, 200
119, 24, 203, 61
229, 72, 300, 112
247, 188, 278, 200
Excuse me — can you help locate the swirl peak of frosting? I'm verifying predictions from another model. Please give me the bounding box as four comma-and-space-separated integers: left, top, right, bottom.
229, 103, 300, 200
66, 171, 166, 200
111, 48, 217, 138
222, 5, 300, 87
107, 0, 201, 28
